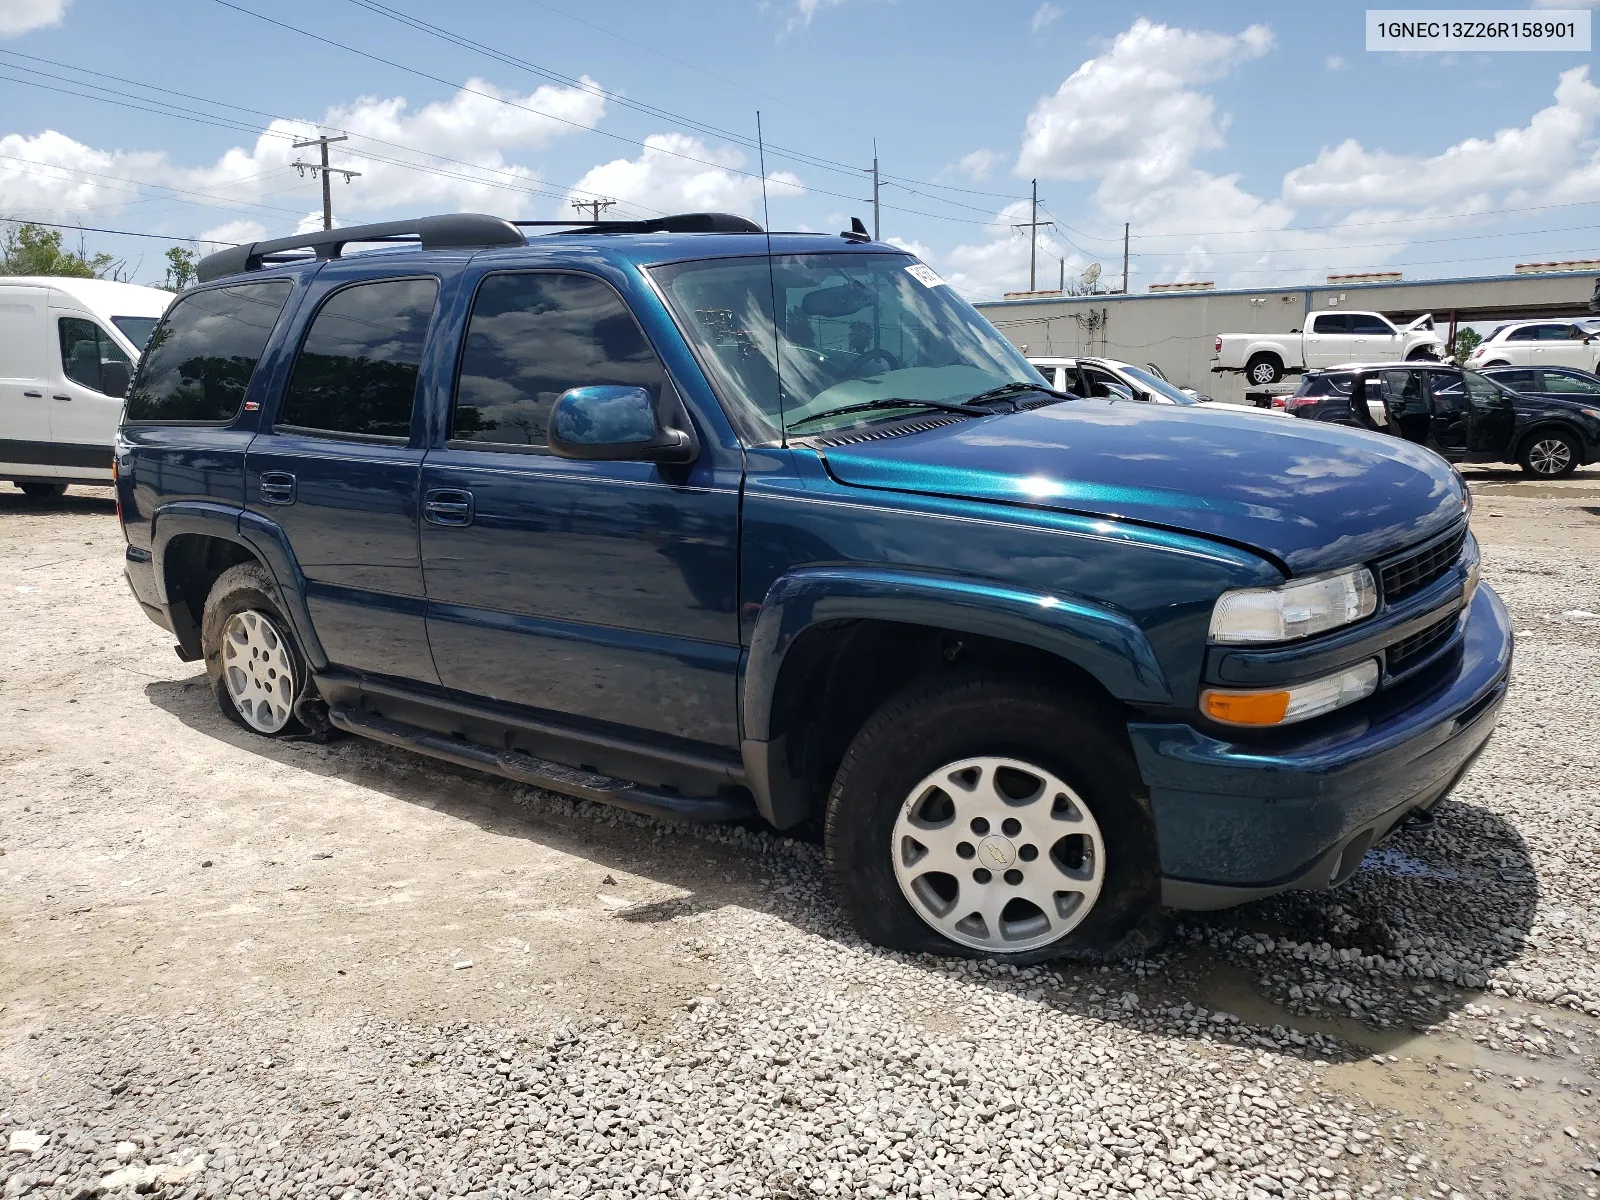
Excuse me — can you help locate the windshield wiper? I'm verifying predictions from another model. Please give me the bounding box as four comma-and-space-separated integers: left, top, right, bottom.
786, 397, 990, 431
964, 380, 1077, 407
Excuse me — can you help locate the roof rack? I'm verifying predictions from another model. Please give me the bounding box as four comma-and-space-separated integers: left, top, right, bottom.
194, 211, 767, 284
511, 212, 762, 235
195, 213, 525, 283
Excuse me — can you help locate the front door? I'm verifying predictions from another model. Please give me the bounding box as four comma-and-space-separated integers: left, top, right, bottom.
419, 269, 741, 748
1348, 312, 1399, 363
244, 269, 443, 684
50, 312, 132, 478
1537, 322, 1594, 370
0, 286, 54, 478
1451, 371, 1516, 455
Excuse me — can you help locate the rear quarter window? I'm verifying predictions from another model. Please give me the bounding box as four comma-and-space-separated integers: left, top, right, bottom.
124, 280, 293, 424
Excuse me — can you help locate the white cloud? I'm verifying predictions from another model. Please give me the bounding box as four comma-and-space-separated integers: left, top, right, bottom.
0, 76, 607, 228
944, 149, 998, 182
1284, 66, 1600, 210
1325, 54, 1346, 71
1030, 3, 1062, 33
0, 0, 67, 35
787, 0, 847, 29
1017, 18, 1273, 204
565, 133, 802, 223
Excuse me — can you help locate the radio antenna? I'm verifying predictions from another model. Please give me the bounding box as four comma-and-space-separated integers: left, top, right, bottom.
757, 111, 786, 444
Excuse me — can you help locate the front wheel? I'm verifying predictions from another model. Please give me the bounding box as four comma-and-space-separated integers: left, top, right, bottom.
1519, 430, 1580, 479
824, 674, 1161, 963
17, 482, 68, 498
1406, 348, 1441, 362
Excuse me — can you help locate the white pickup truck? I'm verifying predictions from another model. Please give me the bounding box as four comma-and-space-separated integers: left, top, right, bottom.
1213, 310, 1444, 386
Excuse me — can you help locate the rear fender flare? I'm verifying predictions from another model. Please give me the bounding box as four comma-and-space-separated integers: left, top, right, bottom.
741, 566, 1173, 744
237, 509, 328, 670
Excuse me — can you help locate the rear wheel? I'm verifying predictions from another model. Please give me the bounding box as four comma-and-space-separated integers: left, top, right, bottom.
824, 673, 1162, 963
201, 561, 307, 736
17, 482, 67, 498
1245, 354, 1283, 386
1519, 430, 1580, 479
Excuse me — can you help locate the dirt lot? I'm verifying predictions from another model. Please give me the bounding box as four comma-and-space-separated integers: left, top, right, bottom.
2, 470, 1599, 1200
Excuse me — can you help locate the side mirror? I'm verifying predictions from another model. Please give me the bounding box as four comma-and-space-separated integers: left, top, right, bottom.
101, 359, 130, 399
547, 385, 698, 464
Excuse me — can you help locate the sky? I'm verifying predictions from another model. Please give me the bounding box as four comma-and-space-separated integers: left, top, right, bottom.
1, 0, 1598, 300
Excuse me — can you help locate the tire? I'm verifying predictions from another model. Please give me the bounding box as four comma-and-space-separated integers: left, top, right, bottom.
824, 673, 1162, 964
17, 482, 68, 498
1406, 348, 1440, 362
1518, 430, 1580, 479
200, 561, 308, 736
1245, 354, 1283, 386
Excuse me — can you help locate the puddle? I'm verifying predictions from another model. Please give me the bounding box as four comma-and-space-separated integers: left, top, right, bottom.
1191, 959, 1600, 1197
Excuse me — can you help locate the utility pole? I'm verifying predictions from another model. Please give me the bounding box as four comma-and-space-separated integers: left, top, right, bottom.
1059, 256, 1065, 293
292, 134, 360, 231
571, 196, 617, 222
1122, 222, 1130, 294
1010, 179, 1054, 293
871, 140, 880, 241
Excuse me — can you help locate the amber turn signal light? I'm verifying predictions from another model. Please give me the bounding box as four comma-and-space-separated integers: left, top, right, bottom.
1202, 689, 1291, 726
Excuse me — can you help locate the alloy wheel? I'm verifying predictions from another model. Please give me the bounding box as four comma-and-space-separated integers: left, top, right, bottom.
891, 755, 1106, 953
221, 609, 297, 733
1527, 438, 1573, 476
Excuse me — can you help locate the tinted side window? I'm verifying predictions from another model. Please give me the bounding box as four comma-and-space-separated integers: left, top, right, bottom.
1541, 371, 1600, 395
278, 278, 438, 439
125, 281, 292, 423
450, 273, 663, 450
1538, 324, 1577, 341
1506, 326, 1539, 342
1491, 369, 1538, 392
1311, 313, 1349, 334
59, 317, 129, 392
1348, 314, 1392, 335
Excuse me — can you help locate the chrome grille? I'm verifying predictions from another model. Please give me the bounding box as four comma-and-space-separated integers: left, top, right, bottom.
1379, 527, 1466, 603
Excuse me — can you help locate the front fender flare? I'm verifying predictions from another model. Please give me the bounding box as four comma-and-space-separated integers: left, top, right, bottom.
742, 566, 1172, 742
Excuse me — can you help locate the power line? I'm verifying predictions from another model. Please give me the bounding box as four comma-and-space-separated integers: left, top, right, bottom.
0, 216, 232, 244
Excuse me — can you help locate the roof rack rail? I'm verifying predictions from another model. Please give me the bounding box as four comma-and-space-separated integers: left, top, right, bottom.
195, 213, 525, 283
511, 212, 762, 235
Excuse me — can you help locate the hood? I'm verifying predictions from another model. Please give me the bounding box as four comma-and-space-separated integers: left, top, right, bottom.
816, 400, 1469, 575
1404, 313, 1435, 333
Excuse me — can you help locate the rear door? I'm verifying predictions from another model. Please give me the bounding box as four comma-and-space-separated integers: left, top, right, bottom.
419, 268, 742, 747
245, 266, 444, 685
0, 286, 54, 478
1305, 312, 1357, 367
49, 311, 132, 478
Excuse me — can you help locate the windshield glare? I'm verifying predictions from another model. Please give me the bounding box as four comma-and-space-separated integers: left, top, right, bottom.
650, 252, 1044, 438
1119, 364, 1199, 405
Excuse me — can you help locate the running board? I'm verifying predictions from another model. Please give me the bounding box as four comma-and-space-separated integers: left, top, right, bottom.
327, 704, 755, 823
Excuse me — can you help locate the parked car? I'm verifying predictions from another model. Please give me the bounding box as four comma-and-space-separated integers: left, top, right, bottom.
1589, 277, 1600, 314
1144, 360, 1213, 404
1465, 318, 1600, 373
1283, 361, 1599, 477
1214, 310, 1444, 386
118, 212, 1510, 963
1027, 355, 1205, 404
0, 277, 172, 497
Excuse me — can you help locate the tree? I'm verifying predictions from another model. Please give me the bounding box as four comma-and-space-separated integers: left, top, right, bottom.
1450, 327, 1482, 365
0, 222, 117, 278
163, 245, 199, 292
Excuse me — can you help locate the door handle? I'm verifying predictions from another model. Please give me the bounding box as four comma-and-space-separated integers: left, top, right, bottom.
22, 391, 41, 398
52, 394, 71, 401
259, 471, 296, 506
424, 488, 474, 527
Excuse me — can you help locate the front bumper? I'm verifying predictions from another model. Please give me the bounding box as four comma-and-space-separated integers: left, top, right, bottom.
1129, 581, 1512, 910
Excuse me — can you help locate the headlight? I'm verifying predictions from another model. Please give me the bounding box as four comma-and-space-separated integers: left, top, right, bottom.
1209, 566, 1378, 645
1203, 659, 1380, 727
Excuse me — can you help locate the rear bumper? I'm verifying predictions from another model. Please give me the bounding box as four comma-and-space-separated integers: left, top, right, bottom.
123, 545, 171, 633
1129, 581, 1512, 910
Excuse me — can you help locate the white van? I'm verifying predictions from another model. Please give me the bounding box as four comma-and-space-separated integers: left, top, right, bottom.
0, 277, 173, 496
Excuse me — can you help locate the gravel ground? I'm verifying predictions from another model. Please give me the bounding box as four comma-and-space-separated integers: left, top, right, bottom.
3, 474, 1599, 1200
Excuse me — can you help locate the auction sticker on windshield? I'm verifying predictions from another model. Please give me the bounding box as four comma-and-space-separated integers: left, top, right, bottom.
1366, 9, 1590, 51
905, 264, 947, 288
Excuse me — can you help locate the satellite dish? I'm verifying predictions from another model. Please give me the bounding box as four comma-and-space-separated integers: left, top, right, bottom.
1082, 262, 1103, 287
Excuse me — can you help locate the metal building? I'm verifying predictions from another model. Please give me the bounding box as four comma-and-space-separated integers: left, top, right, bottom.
974, 268, 1599, 405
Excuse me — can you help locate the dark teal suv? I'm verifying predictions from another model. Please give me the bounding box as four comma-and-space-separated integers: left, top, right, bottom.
116, 213, 1511, 963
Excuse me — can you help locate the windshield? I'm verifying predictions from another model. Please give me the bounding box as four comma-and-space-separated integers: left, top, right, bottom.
650, 252, 1044, 439
1118, 364, 1200, 405
111, 315, 160, 352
